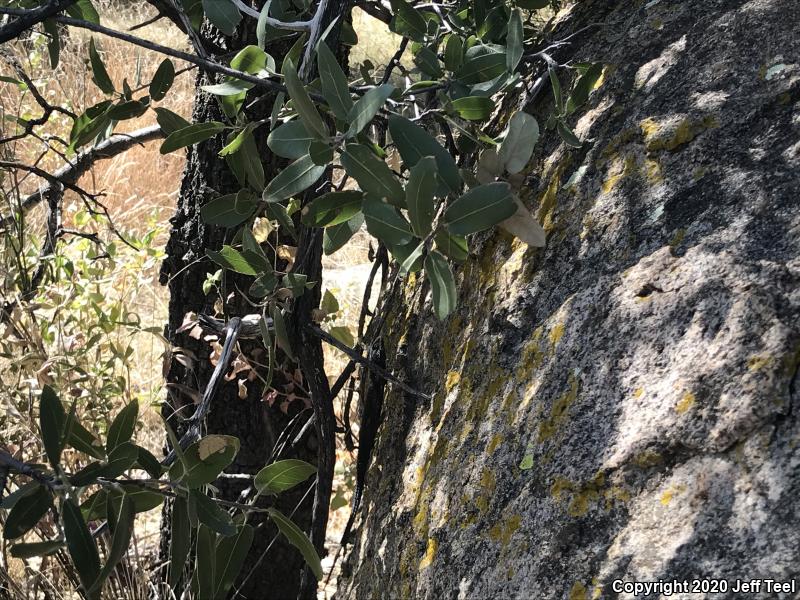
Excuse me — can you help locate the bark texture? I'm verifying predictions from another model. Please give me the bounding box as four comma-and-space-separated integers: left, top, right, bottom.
338, 1, 800, 598
158, 32, 316, 600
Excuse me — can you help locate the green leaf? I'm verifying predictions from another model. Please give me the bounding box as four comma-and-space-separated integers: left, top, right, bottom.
549, 65, 563, 114
42, 19, 60, 69
424, 251, 457, 319
135, 445, 163, 478
190, 490, 236, 537
231, 44, 269, 73
301, 191, 363, 227
154, 107, 190, 136
262, 155, 325, 203
444, 34, 463, 72
90, 494, 134, 595
267, 120, 314, 159
202, 79, 253, 96
203, 0, 241, 35
214, 524, 254, 597
3, 486, 51, 540
171, 435, 239, 488
39, 384, 65, 468
107, 100, 148, 121
193, 525, 216, 596
434, 230, 469, 262
413, 47, 442, 78
168, 496, 191, 590
200, 191, 257, 227
66, 420, 104, 459
323, 212, 364, 255
69, 461, 104, 487
121, 486, 164, 514
363, 197, 414, 245
206, 245, 260, 276
1, 482, 39, 510
89, 37, 114, 94
282, 59, 328, 140
63, 499, 101, 593
317, 42, 353, 121
444, 182, 516, 235
150, 59, 175, 101
66, 0, 99, 23
450, 96, 494, 121
309, 140, 334, 166
565, 63, 603, 114
271, 305, 294, 360
390, 0, 428, 42
9, 541, 63, 559
557, 120, 582, 147
347, 84, 394, 138
456, 51, 507, 84
506, 9, 523, 72
267, 508, 322, 580
254, 459, 316, 495
340, 144, 404, 206
397, 240, 425, 274
238, 127, 265, 189
106, 401, 138, 453
498, 111, 539, 174
406, 156, 437, 237
160, 121, 225, 154
388, 116, 461, 194
101, 441, 138, 478
329, 325, 355, 347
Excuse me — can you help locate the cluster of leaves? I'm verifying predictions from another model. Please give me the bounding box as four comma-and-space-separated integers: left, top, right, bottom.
1, 385, 321, 598
40, 0, 602, 322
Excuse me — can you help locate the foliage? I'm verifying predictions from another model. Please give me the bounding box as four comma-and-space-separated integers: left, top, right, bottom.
1, 385, 319, 598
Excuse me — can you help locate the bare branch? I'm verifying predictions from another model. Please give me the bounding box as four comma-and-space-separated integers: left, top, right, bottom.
0, 125, 164, 227
0, 0, 76, 44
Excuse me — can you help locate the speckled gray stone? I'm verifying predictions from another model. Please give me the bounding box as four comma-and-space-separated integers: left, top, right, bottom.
336, 1, 800, 598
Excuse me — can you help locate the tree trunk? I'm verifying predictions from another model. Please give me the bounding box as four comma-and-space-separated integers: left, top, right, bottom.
337, 0, 800, 597
157, 29, 316, 600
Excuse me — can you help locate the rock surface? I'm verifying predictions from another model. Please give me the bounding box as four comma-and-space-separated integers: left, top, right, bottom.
337, 0, 800, 598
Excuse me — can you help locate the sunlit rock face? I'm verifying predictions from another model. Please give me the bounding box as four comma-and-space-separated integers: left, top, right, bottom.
337, 0, 800, 598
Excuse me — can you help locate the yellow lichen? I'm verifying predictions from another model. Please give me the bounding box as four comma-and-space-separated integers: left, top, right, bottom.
538, 372, 580, 442
569, 581, 588, 600
643, 157, 663, 184
551, 472, 626, 517
549, 322, 566, 346
633, 387, 644, 398
675, 391, 695, 414
660, 484, 686, 506
639, 115, 719, 152
419, 538, 438, 570
634, 450, 663, 468
537, 159, 570, 232
487, 433, 504, 454
669, 228, 686, 248
600, 154, 636, 194
747, 355, 771, 371
515, 326, 545, 380
445, 370, 461, 392
488, 513, 522, 547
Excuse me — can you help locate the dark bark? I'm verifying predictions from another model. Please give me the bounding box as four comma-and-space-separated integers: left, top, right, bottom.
157, 23, 317, 600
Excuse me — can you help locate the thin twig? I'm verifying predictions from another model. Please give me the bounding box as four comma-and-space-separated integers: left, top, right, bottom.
305, 324, 429, 399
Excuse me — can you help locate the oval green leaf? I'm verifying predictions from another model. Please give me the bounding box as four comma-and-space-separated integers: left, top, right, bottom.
254, 459, 316, 495
444, 182, 516, 235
